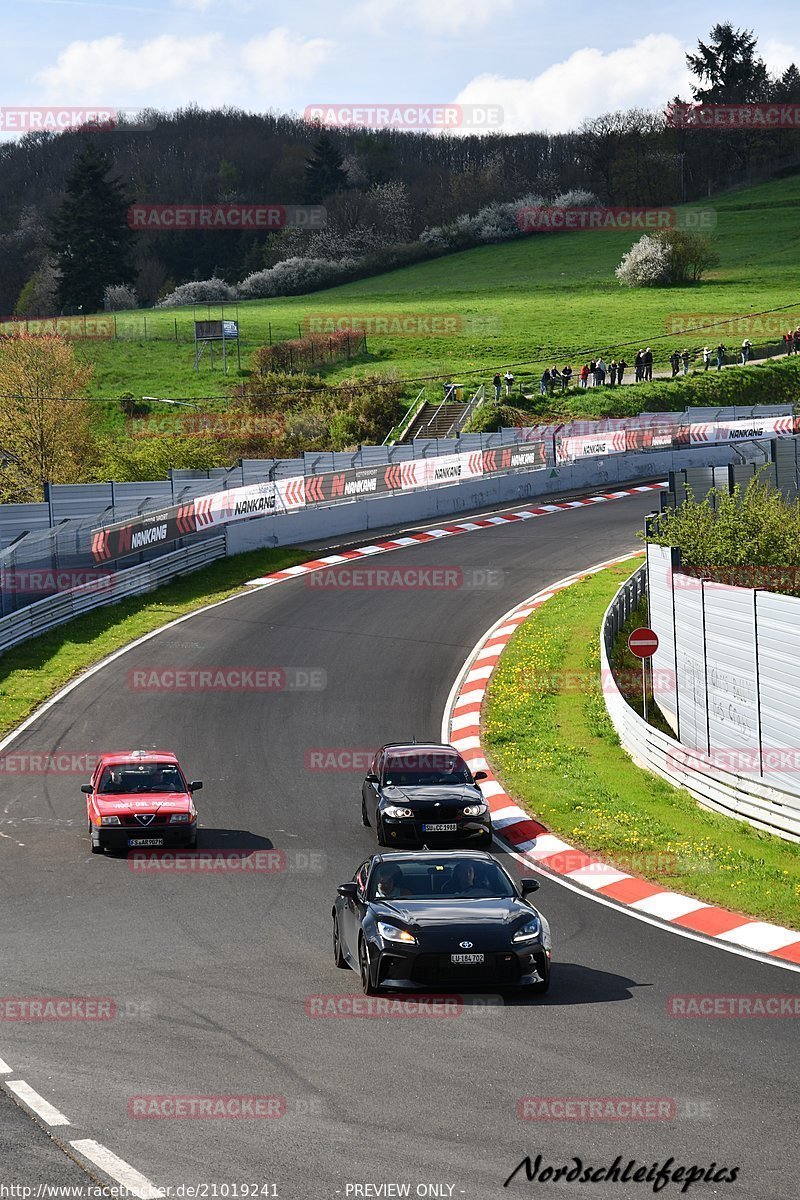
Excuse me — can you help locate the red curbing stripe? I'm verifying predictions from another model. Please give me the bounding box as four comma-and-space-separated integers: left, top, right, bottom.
443, 547, 800, 971
673, 908, 754, 937
772, 941, 800, 963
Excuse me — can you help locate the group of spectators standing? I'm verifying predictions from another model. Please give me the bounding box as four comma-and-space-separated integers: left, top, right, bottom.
491, 327, 799, 402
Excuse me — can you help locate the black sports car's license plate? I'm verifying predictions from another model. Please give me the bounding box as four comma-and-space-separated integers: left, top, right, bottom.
422, 822, 458, 832
450, 953, 485, 964
128, 838, 164, 846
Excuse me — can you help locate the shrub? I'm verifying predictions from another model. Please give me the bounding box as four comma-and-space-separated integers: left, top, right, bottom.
104, 283, 138, 311
615, 234, 671, 287
156, 278, 235, 306
236, 257, 359, 300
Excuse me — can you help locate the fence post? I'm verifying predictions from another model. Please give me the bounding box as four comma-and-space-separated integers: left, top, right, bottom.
113, 315, 117, 340
174, 318, 178, 342
269, 323, 272, 345
753, 590, 765, 777
144, 315, 147, 341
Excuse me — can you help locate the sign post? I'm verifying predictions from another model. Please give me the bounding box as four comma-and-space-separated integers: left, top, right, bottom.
627, 627, 659, 723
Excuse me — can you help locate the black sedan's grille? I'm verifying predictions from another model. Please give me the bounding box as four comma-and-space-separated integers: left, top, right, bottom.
410, 953, 521, 985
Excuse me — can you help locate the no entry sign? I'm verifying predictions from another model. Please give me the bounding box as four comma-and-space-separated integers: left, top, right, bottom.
628, 627, 659, 659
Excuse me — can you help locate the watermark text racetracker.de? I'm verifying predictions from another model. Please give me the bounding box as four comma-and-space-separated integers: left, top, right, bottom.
128, 848, 324, 874
0, 997, 152, 1020
516, 207, 716, 233
0, 107, 154, 133
0, 316, 113, 339
305, 566, 504, 591
667, 994, 800, 1018
303, 314, 500, 337
305, 994, 504, 1018
667, 101, 800, 130
304, 103, 502, 130
516, 1098, 715, 1121
127, 666, 326, 692
128, 205, 325, 231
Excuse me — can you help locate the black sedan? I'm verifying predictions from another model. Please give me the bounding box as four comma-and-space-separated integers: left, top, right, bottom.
332, 851, 552, 994
361, 743, 492, 847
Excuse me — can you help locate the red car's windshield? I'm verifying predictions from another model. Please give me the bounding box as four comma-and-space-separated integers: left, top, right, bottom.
98, 764, 186, 794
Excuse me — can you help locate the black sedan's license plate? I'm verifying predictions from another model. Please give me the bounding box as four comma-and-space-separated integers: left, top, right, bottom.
450, 953, 485, 964
128, 838, 164, 847
422, 822, 458, 832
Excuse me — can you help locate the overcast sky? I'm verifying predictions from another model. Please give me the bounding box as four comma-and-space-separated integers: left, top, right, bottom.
3, 1, 799, 136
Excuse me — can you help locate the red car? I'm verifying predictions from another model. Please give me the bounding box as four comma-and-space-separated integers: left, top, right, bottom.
82, 750, 201, 854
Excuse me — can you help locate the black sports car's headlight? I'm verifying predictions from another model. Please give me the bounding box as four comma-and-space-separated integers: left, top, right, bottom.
512, 917, 541, 943
377, 921, 417, 944
462, 803, 488, 816
383, 805, 414, 818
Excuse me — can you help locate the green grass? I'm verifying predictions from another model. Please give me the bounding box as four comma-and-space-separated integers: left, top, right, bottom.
483, 558, 800, 929
0, 545, 305, 739
73, 172, 800, 402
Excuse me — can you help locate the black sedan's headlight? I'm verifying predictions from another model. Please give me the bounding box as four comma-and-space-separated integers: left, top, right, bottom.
512, 917, 541, 943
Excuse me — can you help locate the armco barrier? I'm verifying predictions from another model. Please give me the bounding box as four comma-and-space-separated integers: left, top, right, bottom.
602, 563, 800, 843
0, 536, 226, 655
0, 439, 773, 654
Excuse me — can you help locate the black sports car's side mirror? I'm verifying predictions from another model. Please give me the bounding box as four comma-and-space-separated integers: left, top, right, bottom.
189, 781, 203, 792
364, 773, 379, 785
520, 878, 540, 894
473, 770, 488, 782
81, 784, 93, 794
337, 882, 358, 898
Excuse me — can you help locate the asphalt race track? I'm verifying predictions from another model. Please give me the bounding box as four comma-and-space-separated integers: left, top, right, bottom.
1, 490, 798, 1199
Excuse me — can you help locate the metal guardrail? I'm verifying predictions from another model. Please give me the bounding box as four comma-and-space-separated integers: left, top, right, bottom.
601, 564, 800, 842
0, 536, 226, 655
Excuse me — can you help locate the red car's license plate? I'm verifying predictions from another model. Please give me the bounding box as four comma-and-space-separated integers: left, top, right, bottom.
128, 838, 164, 847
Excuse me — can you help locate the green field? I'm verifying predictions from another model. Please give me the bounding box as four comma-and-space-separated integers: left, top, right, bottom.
68, 172, 800, 401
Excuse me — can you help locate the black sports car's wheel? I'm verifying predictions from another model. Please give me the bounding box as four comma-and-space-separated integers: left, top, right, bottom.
361, 796, 370, 827
375, 815, 388, 846
332, 914, 348, 969
359, 938, 379, 995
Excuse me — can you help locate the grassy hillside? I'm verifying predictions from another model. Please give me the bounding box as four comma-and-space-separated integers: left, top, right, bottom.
71, 172, 800, 401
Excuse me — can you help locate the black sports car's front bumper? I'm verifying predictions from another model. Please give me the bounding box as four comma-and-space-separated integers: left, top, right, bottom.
369, 942, 549, 990
379, 814, 492, 846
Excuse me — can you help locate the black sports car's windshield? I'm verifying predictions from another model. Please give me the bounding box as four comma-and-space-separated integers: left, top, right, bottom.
383, 752, 470, 787
98, 764, 186, 794
370, 859, 516, 900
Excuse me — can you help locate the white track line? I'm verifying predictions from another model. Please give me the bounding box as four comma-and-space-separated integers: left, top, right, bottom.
70, 1140, 165, 1200
0, 1057, 12, 1073
6, 1080, 70, 1125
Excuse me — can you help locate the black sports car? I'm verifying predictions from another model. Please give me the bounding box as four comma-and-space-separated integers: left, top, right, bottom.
361, 743, 492, 847
332, 851, 552, 994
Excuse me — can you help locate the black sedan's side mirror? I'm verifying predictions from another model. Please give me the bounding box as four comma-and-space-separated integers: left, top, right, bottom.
81, 784, 93, 794
189, 781, 203, 792
473, 770, 487, 782
337, 882, 358, 898
364, 773, 379, 785
521, 878, 540, 894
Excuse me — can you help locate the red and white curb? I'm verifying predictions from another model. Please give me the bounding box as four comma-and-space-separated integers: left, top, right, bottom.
442, 557, 800, 972
244, 483, 667, 586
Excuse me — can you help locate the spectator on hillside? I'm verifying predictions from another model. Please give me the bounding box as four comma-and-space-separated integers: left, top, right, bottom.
504, 369, 515, 397
715, 343, 725, 370
540, 368, 551, 396
669, 350, 680, 378
617, 357, 627, 385
549, 366, 561, 396
588, 357, 597, 387
741, 339, 752, 364
784, 331, 794, 356
579, 364, 589, 389
561, 365, 573, 392
493, 372, 502, 402
681, 348, 691, 375
634, 350, 644, 382
702, 345, 712, 371
794, 328, 800, 354
643, 348, 653, 381
596, 357, 607, 386
608, 359, 617, 387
